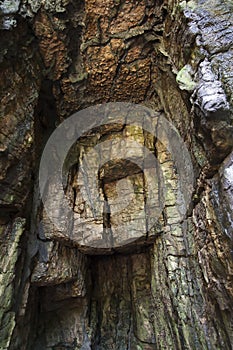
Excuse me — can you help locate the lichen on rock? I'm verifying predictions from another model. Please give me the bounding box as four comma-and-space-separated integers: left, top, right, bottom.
0, 0, 233, 349
176, 64, 197, 92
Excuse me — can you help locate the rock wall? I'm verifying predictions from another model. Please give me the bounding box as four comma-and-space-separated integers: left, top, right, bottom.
0, 0, 232, 349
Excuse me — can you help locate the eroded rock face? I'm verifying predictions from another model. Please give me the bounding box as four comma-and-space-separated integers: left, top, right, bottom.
0, 0, 232, 349
37, 107, 192, 255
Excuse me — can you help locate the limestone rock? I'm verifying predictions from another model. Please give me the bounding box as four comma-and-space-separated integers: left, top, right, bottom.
0, 0, 232, 349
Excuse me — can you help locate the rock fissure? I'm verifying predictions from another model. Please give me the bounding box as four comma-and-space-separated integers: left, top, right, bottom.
0, 0, 233, 349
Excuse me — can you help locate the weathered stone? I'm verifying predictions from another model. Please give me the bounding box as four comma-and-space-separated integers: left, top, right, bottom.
0, 218, 26, 349
0, 0, 232, 349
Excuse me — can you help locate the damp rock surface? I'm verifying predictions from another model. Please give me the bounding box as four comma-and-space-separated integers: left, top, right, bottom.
0, 0, 232, 349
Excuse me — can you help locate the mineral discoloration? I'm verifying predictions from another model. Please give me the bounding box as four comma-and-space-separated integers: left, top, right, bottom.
0, 0, 232, 349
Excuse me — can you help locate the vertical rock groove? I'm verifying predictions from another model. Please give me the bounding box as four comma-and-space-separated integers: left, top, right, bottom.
0, 0, 232, 349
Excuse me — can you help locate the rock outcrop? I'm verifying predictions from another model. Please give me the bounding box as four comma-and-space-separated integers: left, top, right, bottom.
0, 0, 232, 349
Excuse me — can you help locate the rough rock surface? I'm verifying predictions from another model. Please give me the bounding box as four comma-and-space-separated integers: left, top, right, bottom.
0, 0, 232, 349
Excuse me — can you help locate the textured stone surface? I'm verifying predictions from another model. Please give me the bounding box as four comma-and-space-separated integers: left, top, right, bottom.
0, 218, 26, 349
0, 0, 232, 349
